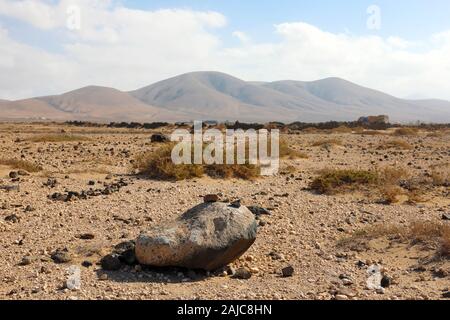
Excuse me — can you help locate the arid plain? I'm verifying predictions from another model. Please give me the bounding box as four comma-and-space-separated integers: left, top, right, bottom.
0, 122, 448, 300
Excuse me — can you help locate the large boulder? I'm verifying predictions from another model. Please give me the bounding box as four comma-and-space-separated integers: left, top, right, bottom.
135, 202, 258, 271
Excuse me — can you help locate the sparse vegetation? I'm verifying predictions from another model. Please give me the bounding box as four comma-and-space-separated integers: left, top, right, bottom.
359, 130, 385, 136
309, 166, 418, 203
378, 139, 413, 150
311, 138, 342, 148
339, 221, 450, 258
392, 127, 419, 136
27, 134, 90, 143
330, 126, 353, 134
133, 143, 259, 181
0, 158, 42, 172
430, 163, 450, 187
309, 169, 378, 194
279, 139, 308, 159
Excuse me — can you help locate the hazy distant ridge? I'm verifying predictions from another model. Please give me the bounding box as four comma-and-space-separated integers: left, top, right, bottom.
1, 71, 449, 123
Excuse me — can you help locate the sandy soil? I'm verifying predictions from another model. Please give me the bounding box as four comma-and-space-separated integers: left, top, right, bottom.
0, 123, 448, 300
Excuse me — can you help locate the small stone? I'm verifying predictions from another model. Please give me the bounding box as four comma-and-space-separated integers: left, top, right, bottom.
9, 171, 18, 179
24, 205, 35, 212
281, 265, 295, 277
442, 214, 450, 221
5, 214, 20, 223
203, 194, 219, 203
51, 248, 72, 264
381, 275, 392, 288
81, 261, 93, 268
78, 233, 95, 240
376, 288, 385, 294
229, 200, 241, 208
150, 133, 170, 143
443, 291, 450, 299
335, 294, 349, 300
233, 267, 252, 280
17, 170, 29, 176
249, 267, 260, 274
100, 254, 122, 271
342, 278, 353, 286
247, 206, 271, 216
19, 256, 34, 266
88, 180, 96, 186
99, 273, 108, 281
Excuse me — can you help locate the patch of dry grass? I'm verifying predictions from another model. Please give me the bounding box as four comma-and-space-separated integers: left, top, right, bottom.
27, 134, 90, 143
430, 163, 450, 187
392, 127, 419, 136
133, 143, 259, 181
279, 139, 308, 159
309, 169, 378, 194
378, 139, 413, 150
0, 158, 42, 172
331, 126, 353, 134
359, 130, 385, 136
309, 166, 418, 204
339, 221, 450, 258
311, 138, 343, 148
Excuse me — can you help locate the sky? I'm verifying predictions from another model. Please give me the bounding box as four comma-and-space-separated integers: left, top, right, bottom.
0, 0, 450, 100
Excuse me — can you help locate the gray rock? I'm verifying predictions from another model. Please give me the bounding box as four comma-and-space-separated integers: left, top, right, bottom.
9, 171, 18, 179
281, 265, 295, 277
101, 254, 122, 271
247, 206, 271, 216
17, 170, 30, 176
51, 248, 72, 264
203, 194, 219, 203
233, 267, 252, 280
150, 133, 170, 143
136, 202, 257, 271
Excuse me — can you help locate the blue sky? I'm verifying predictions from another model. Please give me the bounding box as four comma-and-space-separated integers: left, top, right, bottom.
125, 0, 450, 42
0, 0, 450, 100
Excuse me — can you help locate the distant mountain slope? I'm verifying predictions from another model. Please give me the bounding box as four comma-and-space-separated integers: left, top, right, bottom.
1, 71, 450, 123
0, 98, 71, 120
36, 86, 186, 122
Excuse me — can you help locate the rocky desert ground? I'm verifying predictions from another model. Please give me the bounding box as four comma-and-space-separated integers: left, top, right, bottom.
0, 122, 449, 300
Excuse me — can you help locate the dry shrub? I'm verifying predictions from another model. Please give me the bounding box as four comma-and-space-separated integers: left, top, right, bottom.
27, 134, 90, 143
379, 185, 405, 204
311, 138, 342, 148
0, 158, 42, 172
331, 126, 353, 134
430, 164, 450, 187
281, 165, 297, 175
359, 130, 385, 136
133, 143, 204, 181
279, 139, 308, 159
133, 143, 259, 181
301, 127, 320, 134
378, 167, 409, 185
340, 221, 450, 258
378, 139, 413, 150
393, 127, 419, 136
352, 127, 365, 134
309, 169, 378, 194
426, 131, 444, 138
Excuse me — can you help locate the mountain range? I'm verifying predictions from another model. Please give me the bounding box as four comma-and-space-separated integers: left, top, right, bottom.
1, 71, 449, 123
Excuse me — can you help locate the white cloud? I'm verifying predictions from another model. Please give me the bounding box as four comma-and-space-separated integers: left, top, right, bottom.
232, 31, 250, 44
0, 0, 450, 101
